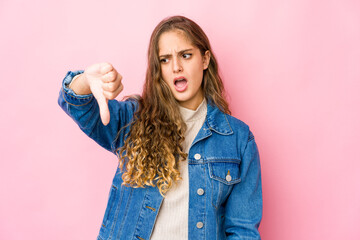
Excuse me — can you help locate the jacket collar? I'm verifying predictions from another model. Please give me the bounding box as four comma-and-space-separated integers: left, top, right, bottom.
206, 102, 233, 135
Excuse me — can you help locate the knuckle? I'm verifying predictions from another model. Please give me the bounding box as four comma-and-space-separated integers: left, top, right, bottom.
103, 91, 113, 99
101, 82, 107, 90
108, 82, 115, 90
109, 71, 115, 79
104, 62, 112, 69
109, 72, 116, 82
103, 82, 112, 91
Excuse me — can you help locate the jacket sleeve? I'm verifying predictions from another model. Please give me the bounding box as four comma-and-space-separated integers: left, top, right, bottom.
224, 131, 263, 239
57, 70, 138, 153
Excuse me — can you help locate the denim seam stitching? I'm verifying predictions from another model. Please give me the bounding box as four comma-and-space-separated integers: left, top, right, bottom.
204, 163, 207, 240
115, 187, 129, 239
133, 188, 149, 240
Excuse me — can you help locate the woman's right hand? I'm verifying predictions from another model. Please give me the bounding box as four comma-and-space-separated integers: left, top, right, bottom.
71, 62, 123, 126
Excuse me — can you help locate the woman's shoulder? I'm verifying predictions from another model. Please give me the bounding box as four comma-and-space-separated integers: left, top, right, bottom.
206, 102, 253, 138
225, 113, 250, 130
223, 113, 256, 143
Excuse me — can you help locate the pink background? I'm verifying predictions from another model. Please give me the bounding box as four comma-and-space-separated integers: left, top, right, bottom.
1, 0, 359, 239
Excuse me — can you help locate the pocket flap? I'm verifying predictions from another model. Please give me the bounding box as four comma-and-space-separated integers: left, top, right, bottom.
208, 162, 241, 185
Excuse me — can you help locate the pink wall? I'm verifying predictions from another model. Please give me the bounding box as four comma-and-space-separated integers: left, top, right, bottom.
1, 0, 359, 239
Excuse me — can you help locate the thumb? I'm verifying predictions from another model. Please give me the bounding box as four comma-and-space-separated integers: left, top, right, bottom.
97, 93, 110, 126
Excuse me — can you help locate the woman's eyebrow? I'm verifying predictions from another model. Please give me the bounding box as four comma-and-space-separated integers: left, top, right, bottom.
159, 48, 193, 58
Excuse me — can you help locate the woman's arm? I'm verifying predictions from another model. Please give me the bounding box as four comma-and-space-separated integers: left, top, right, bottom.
224, 131, 263, 239
69, 63, 124, 125
58, 63, 137, 153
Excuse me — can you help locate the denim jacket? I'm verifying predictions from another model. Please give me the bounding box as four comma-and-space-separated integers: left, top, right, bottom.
58, 71, 263, 240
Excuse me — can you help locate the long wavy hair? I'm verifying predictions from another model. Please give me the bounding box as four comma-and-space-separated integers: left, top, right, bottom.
118, 16, 230, 196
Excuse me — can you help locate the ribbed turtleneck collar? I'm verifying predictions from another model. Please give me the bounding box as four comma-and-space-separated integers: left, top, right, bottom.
178, 98, 207, 123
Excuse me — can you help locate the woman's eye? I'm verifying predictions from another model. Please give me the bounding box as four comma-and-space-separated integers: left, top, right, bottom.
183, 53, 192, 59
160, 58, 169, 63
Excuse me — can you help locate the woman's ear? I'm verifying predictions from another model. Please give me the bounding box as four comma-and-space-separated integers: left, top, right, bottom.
203, 50, 211, 70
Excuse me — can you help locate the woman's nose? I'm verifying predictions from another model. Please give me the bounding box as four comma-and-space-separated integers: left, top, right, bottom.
172, 57, 183, 73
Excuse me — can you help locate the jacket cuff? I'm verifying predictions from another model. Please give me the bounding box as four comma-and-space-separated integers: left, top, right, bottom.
61, 70, 94, 106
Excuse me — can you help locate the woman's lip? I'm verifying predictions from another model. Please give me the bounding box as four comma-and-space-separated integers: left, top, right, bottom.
173, 76, 187, 83
173, 76, 188, 92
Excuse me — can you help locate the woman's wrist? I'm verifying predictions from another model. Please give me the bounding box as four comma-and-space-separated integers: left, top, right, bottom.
69, 73, 92, 95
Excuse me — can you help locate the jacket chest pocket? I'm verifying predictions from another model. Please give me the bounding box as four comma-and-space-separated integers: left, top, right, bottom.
208, 161, 241, 209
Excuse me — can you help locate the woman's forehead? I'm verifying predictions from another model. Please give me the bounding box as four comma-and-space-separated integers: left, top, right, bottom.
158, 30, 195, 55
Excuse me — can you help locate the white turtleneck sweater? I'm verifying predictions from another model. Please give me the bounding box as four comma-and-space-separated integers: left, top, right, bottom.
150, 99, 207, 240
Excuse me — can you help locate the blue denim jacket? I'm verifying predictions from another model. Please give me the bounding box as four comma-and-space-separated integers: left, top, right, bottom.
58, 71, 262, 240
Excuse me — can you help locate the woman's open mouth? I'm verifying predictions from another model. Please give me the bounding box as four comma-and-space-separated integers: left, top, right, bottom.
174, 76, 188, 92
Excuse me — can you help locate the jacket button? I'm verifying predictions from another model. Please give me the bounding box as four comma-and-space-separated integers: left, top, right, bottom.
196, 222, 204, 229
226, 174, 232, 182
226, 170, 232, 182
194, 153, 201, 160
197, 188, 205, 196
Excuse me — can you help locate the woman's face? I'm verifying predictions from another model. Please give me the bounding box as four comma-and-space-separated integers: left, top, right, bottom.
158, 30, 210, 110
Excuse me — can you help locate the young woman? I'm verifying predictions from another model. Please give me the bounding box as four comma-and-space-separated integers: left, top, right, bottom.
58, 15, 262, 240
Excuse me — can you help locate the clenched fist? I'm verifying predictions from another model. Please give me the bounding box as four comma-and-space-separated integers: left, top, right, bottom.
70, 62, 123, 126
